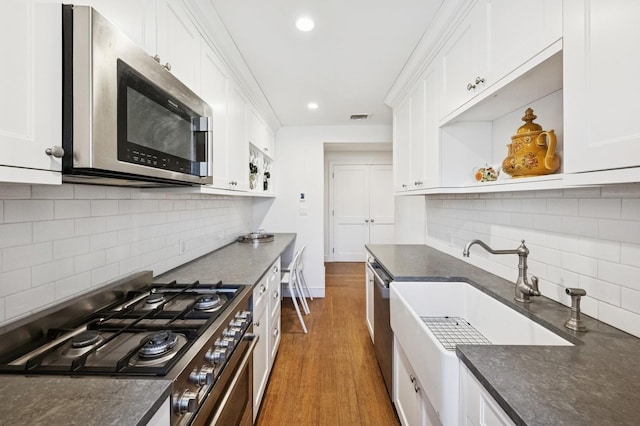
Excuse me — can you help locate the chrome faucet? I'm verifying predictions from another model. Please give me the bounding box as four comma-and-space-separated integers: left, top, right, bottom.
463, 239, 541, 303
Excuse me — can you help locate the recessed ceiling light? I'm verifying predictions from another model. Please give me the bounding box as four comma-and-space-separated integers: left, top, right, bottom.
296, 17, 315, 32
307, 102, 319, 110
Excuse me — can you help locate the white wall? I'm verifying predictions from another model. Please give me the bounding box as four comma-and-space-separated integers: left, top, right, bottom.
423, 184, 640, 338
254, 125, 392, 297
0, 183, 252, 329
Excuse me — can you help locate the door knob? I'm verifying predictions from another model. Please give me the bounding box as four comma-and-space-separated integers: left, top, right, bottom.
45, 146, 64, 158
365, 219, 369, 223
370, 219, 375, 223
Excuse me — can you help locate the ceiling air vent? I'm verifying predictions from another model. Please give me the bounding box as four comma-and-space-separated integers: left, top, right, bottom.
350, 113, 370, 121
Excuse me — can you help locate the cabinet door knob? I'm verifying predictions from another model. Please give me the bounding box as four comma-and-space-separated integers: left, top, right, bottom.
365, 219, 369, 223
475, 76, 485, 84
164, 62, 172, 71
467, 82, 476, 91
45, 146, 64, 158
370, 218, 375, 223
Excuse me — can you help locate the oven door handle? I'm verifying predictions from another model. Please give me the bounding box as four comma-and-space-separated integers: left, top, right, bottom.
209, 333, 259, 425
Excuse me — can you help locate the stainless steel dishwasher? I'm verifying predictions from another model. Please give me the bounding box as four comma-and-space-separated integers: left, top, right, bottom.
366, 258, 393, 398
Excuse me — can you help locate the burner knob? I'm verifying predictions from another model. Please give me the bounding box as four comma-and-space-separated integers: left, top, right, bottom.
222, 336, 236, 351
189, 366, 214, 386
175, 390, 198, 414
205, 348, 226, 365
223, 327, 242, 340
237, 310, 252, 321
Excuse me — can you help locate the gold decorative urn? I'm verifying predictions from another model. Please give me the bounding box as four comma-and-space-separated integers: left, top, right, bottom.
502, 108, 560, 178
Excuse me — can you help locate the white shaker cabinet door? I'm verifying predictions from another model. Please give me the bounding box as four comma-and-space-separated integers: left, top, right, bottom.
0, 0, 62, 184
393, 96, 411, 191
564, 0, 640, 174
156, 0, 201, 94
200, 42, 230, 189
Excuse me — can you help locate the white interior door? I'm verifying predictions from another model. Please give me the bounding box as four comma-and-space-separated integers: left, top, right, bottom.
333, 165, 369, 261
331, 164, 395, 261
369, 165, 395, 244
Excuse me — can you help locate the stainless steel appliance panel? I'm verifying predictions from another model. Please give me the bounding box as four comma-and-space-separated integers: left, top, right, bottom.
368, 260, 393, 398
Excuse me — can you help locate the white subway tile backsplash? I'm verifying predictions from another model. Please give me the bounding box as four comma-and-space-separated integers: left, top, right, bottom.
561, 216, 598, 238
578, 238, 620, 262
74, 185, 106, 199
532, 214, 562, 233
32, 258, 74, 287
90, 264, 121, 287
4, 200, 54, 223
0, 223, 32, 248
6, 284, 55, 320
598, 219, 640, 245
0, 269, 31, 297
547, 198, 579, 216
74, 251, 106, 274
53, 236, 90, 260
621, 199, 640, 221
54, 200, 91, 219
563, 252, 599, 278
2, 242, 52, 272
90, 232, 119, 251
54, 272, 91, 300
105, 187, 131, 199
579, 198, 621, 219
599, 301, 640, 337
621, 243, 640, 268
0, 185, 30, 199
90, 200, 119, 217
0, 183, 252, 329
601, 183, 640, 198
621, 287, 640, 315
578, 276, 621, 306
75, 217, 106, 237
33, 220, 74, 243
32, 184, 74, 200
426, 185, 640, 337
598, 260, 640, 291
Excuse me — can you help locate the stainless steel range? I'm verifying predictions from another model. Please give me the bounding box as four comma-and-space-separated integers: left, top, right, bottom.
0, 271, 256, 425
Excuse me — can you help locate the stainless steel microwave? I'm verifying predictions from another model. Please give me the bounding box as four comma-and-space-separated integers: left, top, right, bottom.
62, 5, 213, 186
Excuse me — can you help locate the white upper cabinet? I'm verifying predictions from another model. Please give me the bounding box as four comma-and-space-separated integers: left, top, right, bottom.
247, 107, 275, 159
80, 0, 156, 54
156, 0, 201, 94
393, 96, 411, 191
440, 0, 562, 121
227, 82, 249, 191
393, 63, 441, 193
482, 0, 561, 87
200, 41, 230, 189
0, 0, 62, 185
563, 0, 640, 177
440, 3, 485, 119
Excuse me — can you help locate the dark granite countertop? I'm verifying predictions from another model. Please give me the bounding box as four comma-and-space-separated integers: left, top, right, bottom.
366, 244, 640, 426
0, 234, 296, 426
0, 376, 171, 426
155, 233, 296, 285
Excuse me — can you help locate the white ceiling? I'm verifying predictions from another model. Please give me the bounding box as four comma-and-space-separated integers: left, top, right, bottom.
210, 0, 443, 127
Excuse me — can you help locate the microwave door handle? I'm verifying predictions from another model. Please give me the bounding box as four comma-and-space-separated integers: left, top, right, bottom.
192, 116, 211, 177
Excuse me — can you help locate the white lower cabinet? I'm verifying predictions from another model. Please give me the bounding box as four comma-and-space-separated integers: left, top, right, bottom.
459, 362, 515, 426
393, 338, 441, 426
365, 255, 374, 342
252, 257, 281, 421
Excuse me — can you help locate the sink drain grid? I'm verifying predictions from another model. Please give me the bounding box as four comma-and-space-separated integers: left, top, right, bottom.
421, 316, 492, 351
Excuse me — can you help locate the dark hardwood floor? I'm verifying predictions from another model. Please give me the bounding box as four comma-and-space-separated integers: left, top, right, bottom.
256, 262, 400, 426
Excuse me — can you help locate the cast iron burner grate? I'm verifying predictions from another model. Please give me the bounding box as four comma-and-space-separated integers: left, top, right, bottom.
420, 316, 492, 351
